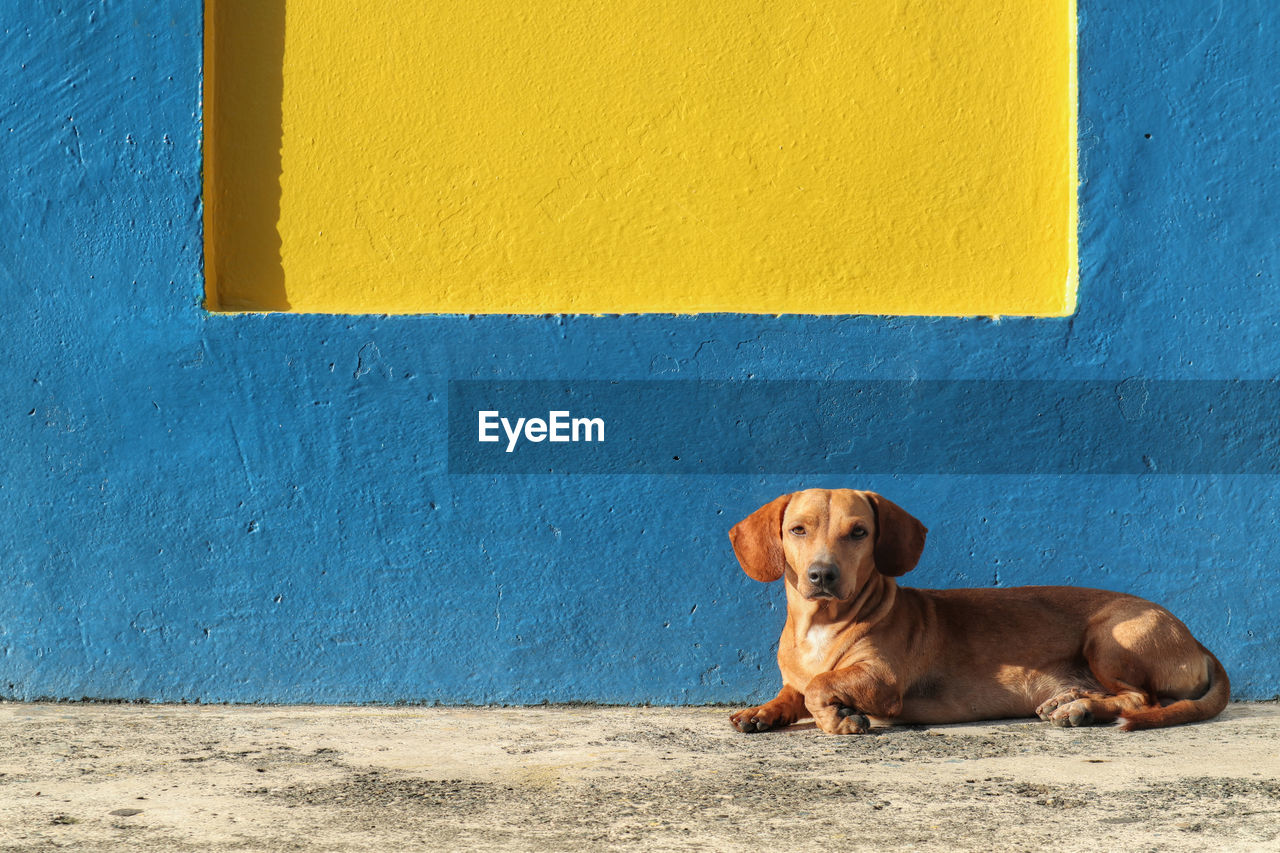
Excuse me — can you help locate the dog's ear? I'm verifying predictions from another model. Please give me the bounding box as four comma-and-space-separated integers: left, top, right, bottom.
729, 494, 792, 582
864, 492, 927, 577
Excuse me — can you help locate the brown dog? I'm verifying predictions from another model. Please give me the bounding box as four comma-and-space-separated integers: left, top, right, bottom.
729, 489, 1229, 735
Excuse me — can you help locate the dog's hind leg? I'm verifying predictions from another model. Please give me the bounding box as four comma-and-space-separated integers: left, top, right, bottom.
1038, 686, 1148, 726
1036, 687, 1111, 725
1046, 599, 1214, 728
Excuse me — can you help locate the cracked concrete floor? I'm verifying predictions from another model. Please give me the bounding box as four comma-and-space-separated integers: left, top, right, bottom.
0, 702, 1277, 852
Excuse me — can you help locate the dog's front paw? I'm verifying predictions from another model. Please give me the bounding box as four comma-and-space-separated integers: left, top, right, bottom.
730, 704, 794, 733
811, 705, 871, 735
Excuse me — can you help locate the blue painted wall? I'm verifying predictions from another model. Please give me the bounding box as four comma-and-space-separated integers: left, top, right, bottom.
1, 1, 1277, 703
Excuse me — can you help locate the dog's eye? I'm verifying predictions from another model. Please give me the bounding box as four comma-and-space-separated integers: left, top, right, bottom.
789, 526, 806, 537
849, 527, 868, 540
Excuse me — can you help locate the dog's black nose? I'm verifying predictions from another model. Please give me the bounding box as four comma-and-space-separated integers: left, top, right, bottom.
807, 561, 839, 588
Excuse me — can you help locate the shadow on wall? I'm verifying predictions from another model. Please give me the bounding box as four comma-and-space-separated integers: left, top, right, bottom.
204, 0, 289, 311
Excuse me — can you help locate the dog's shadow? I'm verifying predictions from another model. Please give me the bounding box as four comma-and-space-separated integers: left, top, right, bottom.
775, 721, 893, 735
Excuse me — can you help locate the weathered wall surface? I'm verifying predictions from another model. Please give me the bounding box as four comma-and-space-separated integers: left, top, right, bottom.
1, 1, 1277, 702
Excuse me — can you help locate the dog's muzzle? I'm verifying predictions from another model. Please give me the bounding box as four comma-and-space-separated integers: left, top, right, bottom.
805, 560, 839, 598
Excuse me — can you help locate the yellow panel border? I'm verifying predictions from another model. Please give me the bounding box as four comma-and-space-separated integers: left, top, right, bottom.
1065, 0, 1080, 317
202, 1, 217, 312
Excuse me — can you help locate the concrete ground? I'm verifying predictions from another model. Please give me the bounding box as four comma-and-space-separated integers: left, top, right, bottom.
0, 702, 1276, 852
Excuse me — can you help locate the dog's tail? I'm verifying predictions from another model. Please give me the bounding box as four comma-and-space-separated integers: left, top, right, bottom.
1118, 647, 1230, 731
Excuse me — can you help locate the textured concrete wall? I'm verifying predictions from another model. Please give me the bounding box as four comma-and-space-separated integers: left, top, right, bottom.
1, 1, 1278, 703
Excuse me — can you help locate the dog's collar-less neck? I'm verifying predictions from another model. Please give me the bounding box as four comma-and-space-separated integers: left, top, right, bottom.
787, 571, 897, 637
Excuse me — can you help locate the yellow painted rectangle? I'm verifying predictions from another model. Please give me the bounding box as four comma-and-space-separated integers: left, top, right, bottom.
204, 0, 1077, 315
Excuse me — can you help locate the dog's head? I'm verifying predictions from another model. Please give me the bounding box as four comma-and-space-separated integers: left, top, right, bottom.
729, 489, 927, 600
